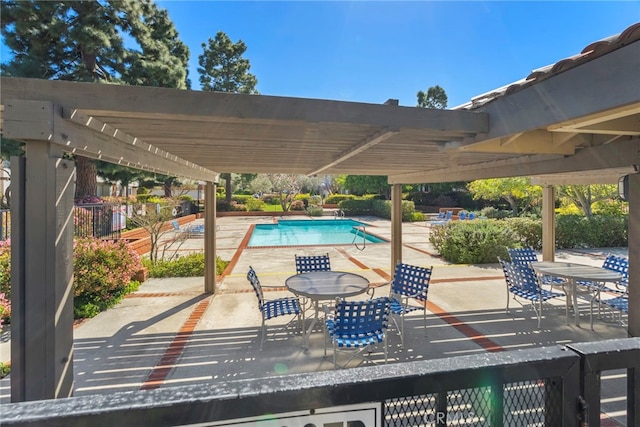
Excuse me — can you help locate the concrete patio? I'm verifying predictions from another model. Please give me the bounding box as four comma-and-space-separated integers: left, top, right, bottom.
0, 215, 631, 424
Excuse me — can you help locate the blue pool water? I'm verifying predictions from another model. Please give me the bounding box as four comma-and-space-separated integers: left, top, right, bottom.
248, 219, 385, 247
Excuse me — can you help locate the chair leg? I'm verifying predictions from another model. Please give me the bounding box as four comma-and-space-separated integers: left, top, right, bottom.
422, 308, 427, 337
400, 313, 405, 349
259, 318, 266, 351
537, 299, 542, 329
384, 336, 388, 364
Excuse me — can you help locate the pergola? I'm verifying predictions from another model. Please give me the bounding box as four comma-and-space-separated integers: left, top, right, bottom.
1, 22, 639, 402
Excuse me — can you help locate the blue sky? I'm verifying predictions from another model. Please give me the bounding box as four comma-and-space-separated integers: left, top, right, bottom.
157, 1, 639, 107
2, 2, 639, 108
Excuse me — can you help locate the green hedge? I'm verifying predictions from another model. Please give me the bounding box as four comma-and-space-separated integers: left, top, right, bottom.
143, 253, 230, 278
339, 199, 422, 221
245, 198, 265, 212
429, 219, 515, 264
338, 198, 373, 215
429, 215, 628, 264
502, 217, 542, 249
325, 194, 355, 204
556, 215, 627, 248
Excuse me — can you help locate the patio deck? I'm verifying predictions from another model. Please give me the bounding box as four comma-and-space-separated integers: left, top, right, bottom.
0, 215, 631, 424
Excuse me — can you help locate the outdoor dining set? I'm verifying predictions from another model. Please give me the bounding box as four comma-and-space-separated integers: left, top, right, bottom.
244, 247, 629, 369
246, 254, 432, 369
500, 248, 629, 329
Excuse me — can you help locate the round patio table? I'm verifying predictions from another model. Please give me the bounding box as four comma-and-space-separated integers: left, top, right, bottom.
285, 271, 370, 348
530, 261, 622, 327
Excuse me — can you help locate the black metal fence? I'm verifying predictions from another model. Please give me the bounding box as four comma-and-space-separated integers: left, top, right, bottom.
0, 337, 638, 427
0, 209, 9, 241
74, 203, 124, 240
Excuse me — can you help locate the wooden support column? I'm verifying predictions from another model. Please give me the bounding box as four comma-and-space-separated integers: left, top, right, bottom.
391, 184, 403, 274
541, 185, 556, 261
204, 181, 217, 294
10, 142, 75, 402
628, 173, 640, 337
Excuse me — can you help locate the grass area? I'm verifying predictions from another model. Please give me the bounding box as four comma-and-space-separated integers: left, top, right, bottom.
261, 204, 284, 212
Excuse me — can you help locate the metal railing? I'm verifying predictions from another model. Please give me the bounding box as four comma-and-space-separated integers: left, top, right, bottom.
74, 203, 123, 240
1, 337, 637, 426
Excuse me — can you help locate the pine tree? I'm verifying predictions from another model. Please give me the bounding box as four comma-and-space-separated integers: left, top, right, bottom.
1, 0, 189, 199
198, 31, 259, 201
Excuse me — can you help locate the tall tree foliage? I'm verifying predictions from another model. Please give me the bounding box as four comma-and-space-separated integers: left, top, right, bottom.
344, 175, 391, 199
1, 0, 189, 199
198, 31, 259, 202
417, 85, 448, 109
557, 184, 618, 217
467, 178, 541, 214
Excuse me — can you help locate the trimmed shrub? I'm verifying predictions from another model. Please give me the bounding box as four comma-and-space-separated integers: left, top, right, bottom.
73, 238, 143, 318
339, 199, 374, 215
143, 253, 230, 278
216, 200, 232, 211
371, 200, 420, 222
262, 194, 281, 205
245, 198, 265, 212
556, 215, 627, 248
411, 211, 426, 221
371, 199, 391, 218
339, 199, 421, 221
480, 206, 512, 219
0, 240, 10, 298
232, 195, 252, 204
294, 193, 311, 208
0, 292, 10, 328
325, 194, 355, 204
429, 219, 516, 264
306, 205, 324, 216
230, 202, 246, 211
502, 217, 542, 249
289, 200, 306, 211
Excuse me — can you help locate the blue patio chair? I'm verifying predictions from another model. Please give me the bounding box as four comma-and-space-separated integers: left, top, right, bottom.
499, 259, 564, 328
428, 210, 453, 227
582, 254, 629, 325
247, 266, 302, 350
467, 212, 477, 220
171, 219, 204, 238
295, 253, 331, 274
507, 247, 565, 290
458, 211, 467, 220
579, 254, 628, 294
592, 293, 628, 328
386, 263, 432, 348
324, 296, 391, 369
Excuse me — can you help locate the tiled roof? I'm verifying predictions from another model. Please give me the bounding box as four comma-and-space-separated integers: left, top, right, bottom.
456, 22, 640, 110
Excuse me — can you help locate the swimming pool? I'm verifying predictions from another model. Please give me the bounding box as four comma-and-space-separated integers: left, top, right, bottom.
247, 219, 386, 247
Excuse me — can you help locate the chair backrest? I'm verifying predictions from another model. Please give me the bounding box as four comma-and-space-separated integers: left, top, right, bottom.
444, 210, 453, 220
500, 259, 540, 293
171, 219, 180, 231
468, 212, 476, 220
333, 297, 390, 336
459, 211, 467, 220
391, 263, 432, 303
246, 266, 265, 309
295, 254, 331, 274
507, 247, 538, 265
436, 211, 445, 220
602, 254, 629, 286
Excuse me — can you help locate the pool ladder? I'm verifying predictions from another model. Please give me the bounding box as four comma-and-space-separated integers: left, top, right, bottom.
352, 225, 367, 251
334, 209, 345, 219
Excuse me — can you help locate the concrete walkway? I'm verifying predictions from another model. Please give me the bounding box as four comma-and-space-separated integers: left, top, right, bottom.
0, 216, 631, 424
